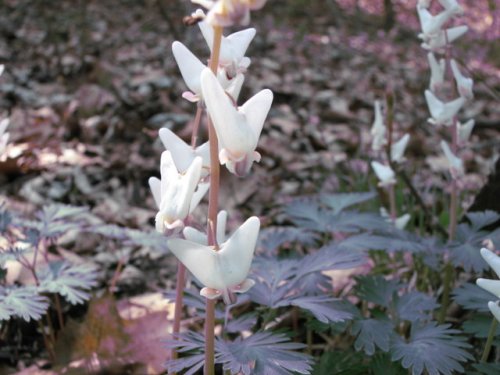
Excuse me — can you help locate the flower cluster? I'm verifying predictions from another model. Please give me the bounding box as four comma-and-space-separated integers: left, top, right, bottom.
150, 5, 273, 302
417, 0, 474, 180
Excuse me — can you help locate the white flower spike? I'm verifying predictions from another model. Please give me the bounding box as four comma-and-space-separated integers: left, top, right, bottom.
450, 59, 473, 100
425, 90, 465, 126
477, 249, 500, 299
371, 161, 396, 187
159, 127, 210, 176
391, 134, 410, 163
421, 25, 468, 51
440, 140, 464, 178
371, 100, 386, 152
201, 67, 273, 177
168, 216, 260, 304
149, 151, 208, 232
457, 119, 475, 145
427, 53, 446, 92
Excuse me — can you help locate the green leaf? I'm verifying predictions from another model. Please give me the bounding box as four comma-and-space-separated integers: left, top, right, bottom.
320, 191, 376, 214
313, 351, 369, 375
351, 318, 393, 355
395, 291, 438, 322
452, 283, 495, 313
462, 314, 500, 339
354, 276, 400, 308
391, 323, 473, 375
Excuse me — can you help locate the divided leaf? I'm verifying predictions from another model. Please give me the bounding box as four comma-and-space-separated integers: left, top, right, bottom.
39, 261, 98, 304
351, 318, 393, 355
390, 323, 472, 375
395, 291, 438, 322
452, 283, 495, 313
283, 296, 353, 324
320, 191, 376, 214
354, 276, 400, 308
0, 286, 49, 321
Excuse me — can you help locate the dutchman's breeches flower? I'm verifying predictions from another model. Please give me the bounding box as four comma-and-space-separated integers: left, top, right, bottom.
201, 67, 273, 177
167, 216, 260, 304
192, 0, 267, 27
370, 100, 386, 152
425, 89, 465, 126
371, 161, 396, 187
477, 248, 500, 323
149, 151, 208, 232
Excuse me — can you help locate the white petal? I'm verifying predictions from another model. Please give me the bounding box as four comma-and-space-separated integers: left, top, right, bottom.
159, 127, 210, 172
0, 118, 9, 136
438, 0, 463, 14
480, 248, 500, 279
183, 209, 228, 245
457, 119, 474, 144
488, 301, 500, 323
427, 53, 445, 92
224, 28, 256, 63
418, 7, 454, 35
239, 88, 273, 140
425, 90, 465, 125
422, 26, 468, 50
371, 161, 395, 187
391, 134, 410, 163
148, 177, 161, 208
201, 68, 256, 158
440, 140, 464, 177
217, 216, 260, 287
371, 100, 386, 151
167, 238, 224, 289
477, 279, 500, 298
216, 210, 228, 245
395, 214, 411, 229
450, 59, 473, 100
190, 181, 209, 214
172, 41, 206, 96
224, 72, 245, 101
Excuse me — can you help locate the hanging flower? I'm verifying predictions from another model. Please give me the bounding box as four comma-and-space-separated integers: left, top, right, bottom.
391, 134, 410, 164
417, 6, 456, 37
168, 216, 260, 304
438, 0, 463, 14
477, 248, 500, 299
456, 119, 475, 145
183, 210, 228, 245
200, 67, 273, 177
440, 140, 464, 178
0, 118, 9, 156
149, 151, 208, 232
192, 0, 267, 27
425, 89, 465, 126
380, 208, 411, 230
159, 127, 210, 177
371, 100, 386, 152
420, 25, 468, 51
427, 53, 446, 92
371, 161, 396, 187
450, 59, 473, 100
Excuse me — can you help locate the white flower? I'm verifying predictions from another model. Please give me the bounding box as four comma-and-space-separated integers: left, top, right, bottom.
440, 140, 464, 178
158, 127, 210, 176
380, 208, 411, 229
457, 119, 475, 145
450, 59, 473, 100
198, 18, 255, 76
371, 161, 396, 187
201, 67, 273, 177
417, 6, 455, 36
438, 0, 463, 15
168, 216, 260, 304
425, 90, 465, 126
477, 248, 500, 298
371, 100, 386, 152
149, 151, 208, 232
0, 118, 9, 155
427, 53, 446, 92
421, 25, 468, 51
171, 41, 245, 102
192, 0, 267, 27
391, 134, 410, 163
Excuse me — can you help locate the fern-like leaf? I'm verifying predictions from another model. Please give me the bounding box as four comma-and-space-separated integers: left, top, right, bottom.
0, 286, 49, 321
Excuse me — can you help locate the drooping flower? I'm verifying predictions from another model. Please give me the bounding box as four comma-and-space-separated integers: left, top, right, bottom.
438, 0, 463, 14
477, 248, 500, 298
420, 25, 468, 51
183, 210, 228, 245
371, 100, 386, 152
192, 0, 267, 27
417, 6, 455, 36
149, 151, 208, 232
168, 216, 260, 304
380, 208, 411, 230
198, 17, 255, 77
200, 67, 273, 177
158, 127, 210, 176
391, 134, 410, 163
450, 59, 473, 100
456, 119, 475, 145
0, 118, 9, 155
440, 140, 464, 178
371, 161, 396, 187
427, 52, 446, 92
425, 90, 465, 126
171, 41, 245, 102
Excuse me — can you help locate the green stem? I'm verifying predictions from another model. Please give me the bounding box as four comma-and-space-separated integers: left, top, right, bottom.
481, 317, 498, 362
